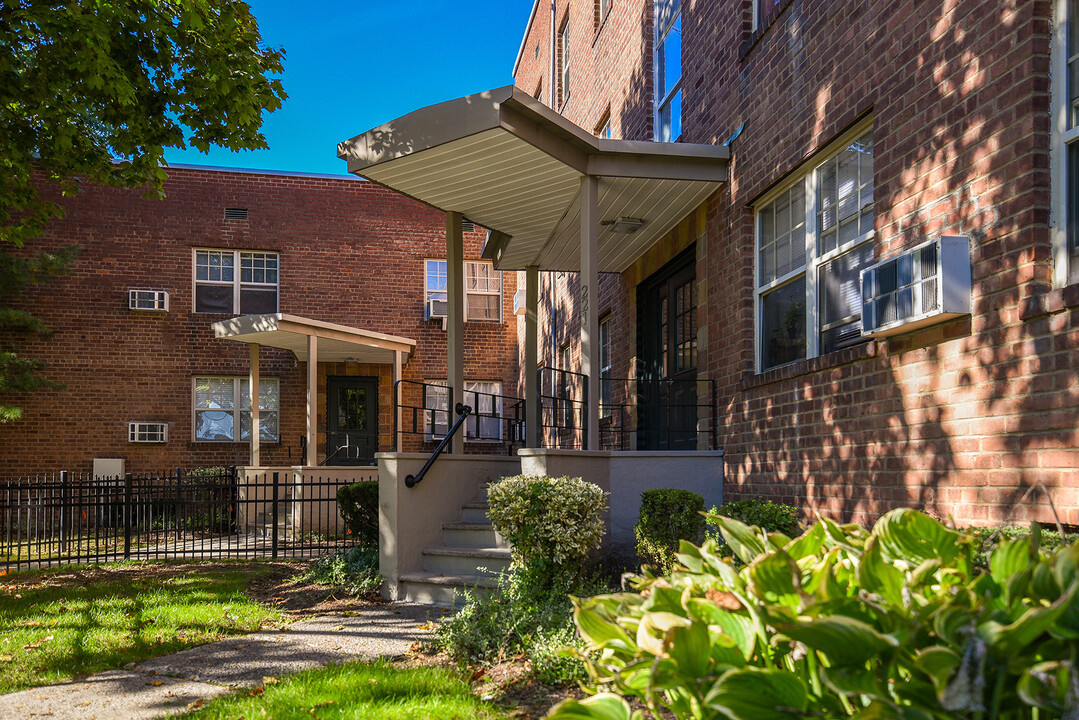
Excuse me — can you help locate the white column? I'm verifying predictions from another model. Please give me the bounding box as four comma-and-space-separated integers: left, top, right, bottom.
249, 343, 260, 468
446, 211, 465, 454
393, 349, 403, 451
306, 335, 318, 466
525, 265, 540, 448
580, 175, 600, 451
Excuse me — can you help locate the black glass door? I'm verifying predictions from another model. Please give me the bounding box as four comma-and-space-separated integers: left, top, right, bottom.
637, 247, 697, 450
326, 376, 378, 466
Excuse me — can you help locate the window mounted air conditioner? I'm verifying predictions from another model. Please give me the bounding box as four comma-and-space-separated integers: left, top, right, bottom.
128, 422, 168, 443
427, 297, 448, 320
129, 289, 169, 312
860, 235, 970, 337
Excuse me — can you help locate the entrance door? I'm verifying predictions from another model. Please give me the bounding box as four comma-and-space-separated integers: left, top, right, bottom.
325, 376, 378, 466
637, 247, 698, 450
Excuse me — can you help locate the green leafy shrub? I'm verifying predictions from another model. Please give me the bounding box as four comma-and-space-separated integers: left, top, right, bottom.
439, 475, 609, 683
550, 511, 1079, 720
302, 545, 381, 597
706, 497, 800, 540
968, 524, 1076, 568
336, 481, 378, 546
634, 489, 705, 574
486, 474, 607, 586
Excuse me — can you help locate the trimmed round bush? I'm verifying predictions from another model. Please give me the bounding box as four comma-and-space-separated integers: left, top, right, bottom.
336, 481, 378, 546
486, 474, 607, 586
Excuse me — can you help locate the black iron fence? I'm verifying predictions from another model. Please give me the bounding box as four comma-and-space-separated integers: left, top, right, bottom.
1, 468, 367, 572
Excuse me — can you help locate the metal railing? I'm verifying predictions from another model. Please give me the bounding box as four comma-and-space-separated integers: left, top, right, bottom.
404, 403, 472, 488
1, 468, 368, 572
393, 379, 524, 453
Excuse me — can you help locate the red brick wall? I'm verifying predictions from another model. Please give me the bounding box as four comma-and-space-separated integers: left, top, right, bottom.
0, 167, 519, 476
515, 0, 1078, 527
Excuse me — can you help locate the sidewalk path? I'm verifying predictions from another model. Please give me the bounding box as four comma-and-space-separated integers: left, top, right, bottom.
0, 604, 436, 719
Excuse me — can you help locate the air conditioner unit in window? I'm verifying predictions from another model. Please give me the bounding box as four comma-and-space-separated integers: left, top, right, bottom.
129, 289, 169, 312
427, 298, 448, 320
860, 235, 970, 338
128, 422, 168, 443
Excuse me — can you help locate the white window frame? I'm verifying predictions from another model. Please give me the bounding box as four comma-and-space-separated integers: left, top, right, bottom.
599, 314, 612, 417
754, 122, 875, 373
597, 0, 612, 26
424, 259, 503, 323
752, 0, 775, 32
192, 249, 279, 315
192, 376, 279, 443
558, 16, 571, 110
1052, 0, 1079, 287
655, 0, 682, 142
423, 380, 504, 442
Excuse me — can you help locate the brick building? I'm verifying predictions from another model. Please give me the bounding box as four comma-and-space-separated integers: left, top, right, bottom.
0, 166, 520, 477
500, 0, 1078, 527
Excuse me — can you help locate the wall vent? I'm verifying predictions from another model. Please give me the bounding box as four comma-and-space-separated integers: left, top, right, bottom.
129, 289, 169, 312
224, 207, 249, 221
860, 236, 971, 338
128, 422, 168, 443
461, 219, 475, 232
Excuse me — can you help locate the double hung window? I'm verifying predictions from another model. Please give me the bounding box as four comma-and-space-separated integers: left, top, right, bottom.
655, 0, 682, 142
424, 381, 503, 441
756, 127, 875, 371
194, 250, 279, 314
425, 260, 503, 322
193, 376, 279, 442
1052, 0, 1079, 286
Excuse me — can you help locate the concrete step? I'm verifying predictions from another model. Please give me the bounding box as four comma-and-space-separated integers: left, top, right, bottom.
460, 501, 491, 524
422, 546, 511, 576
442, 522, 508, 549
399, 572, 499, 608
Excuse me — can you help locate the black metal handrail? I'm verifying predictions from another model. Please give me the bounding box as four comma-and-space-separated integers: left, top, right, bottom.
404, 402, 472, 488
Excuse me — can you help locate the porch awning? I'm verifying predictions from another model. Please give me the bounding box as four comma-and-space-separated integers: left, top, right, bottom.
337, 86, 729, 273
211, 313, 415, 364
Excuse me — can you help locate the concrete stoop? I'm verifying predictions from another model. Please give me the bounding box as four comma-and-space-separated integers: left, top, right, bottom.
398, 488, 511, 607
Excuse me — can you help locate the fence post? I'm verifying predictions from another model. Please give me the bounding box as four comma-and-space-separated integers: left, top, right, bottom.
58, 470, 68, 554
271, 471, 279, 559
174, 467, 183, 544
123, 472, 133, 560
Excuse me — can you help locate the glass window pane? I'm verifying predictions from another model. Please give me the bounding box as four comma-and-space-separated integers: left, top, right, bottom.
659, 14, 682, 101
195, 284, 233, 313
195, 378, 234, 410
240, 287, 277, 314
761, 277, 807, 370
196, 410, 234, 441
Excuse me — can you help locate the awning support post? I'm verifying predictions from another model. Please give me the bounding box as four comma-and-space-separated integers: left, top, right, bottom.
249, 343, 260, 468
446, 211, 465, 454
580, 174, 599, 451
525, 265, 540, 448
306, 335, 318, 466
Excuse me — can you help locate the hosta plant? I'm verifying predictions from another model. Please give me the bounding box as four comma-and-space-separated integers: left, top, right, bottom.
548, 509, 1079, 720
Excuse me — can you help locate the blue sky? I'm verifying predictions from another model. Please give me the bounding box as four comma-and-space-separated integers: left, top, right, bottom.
163, 1, 535, 175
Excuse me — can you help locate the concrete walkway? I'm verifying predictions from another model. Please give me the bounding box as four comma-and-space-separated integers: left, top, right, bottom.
0, 604, 436, 719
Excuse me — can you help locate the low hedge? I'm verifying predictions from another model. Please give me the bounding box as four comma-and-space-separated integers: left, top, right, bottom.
634, 488, 706, 574
336, 481, 378, 546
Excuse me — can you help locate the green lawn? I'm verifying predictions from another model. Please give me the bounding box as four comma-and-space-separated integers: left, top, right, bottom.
181, 659, 512, 720
0, 562, 286, 693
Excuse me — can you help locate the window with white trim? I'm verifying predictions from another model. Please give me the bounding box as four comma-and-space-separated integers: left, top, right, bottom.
753, 0, 780, 31
560, 343, 575, 429
423, 380, 503, 441
424, 260, 503, 322
1053, 0, 1079, 286
655, 0, 682, 142
558, 16, 570, 109
193, 376, 279, 442
599, 314, 612, 417
755, 127, 875, 372
595, 0, 611, 27
194, 249, 279, 314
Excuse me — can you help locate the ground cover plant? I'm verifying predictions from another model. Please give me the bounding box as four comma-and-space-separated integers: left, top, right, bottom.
0, 562, 286, 693
180, 659, 512, 720
301, 544, 381, 597
438, 475, 608, 684
552, 510, 1079, 720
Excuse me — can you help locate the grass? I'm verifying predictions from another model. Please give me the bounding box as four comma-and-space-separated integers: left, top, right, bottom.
0, 561, 286, 694
181, 659, 511, 720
